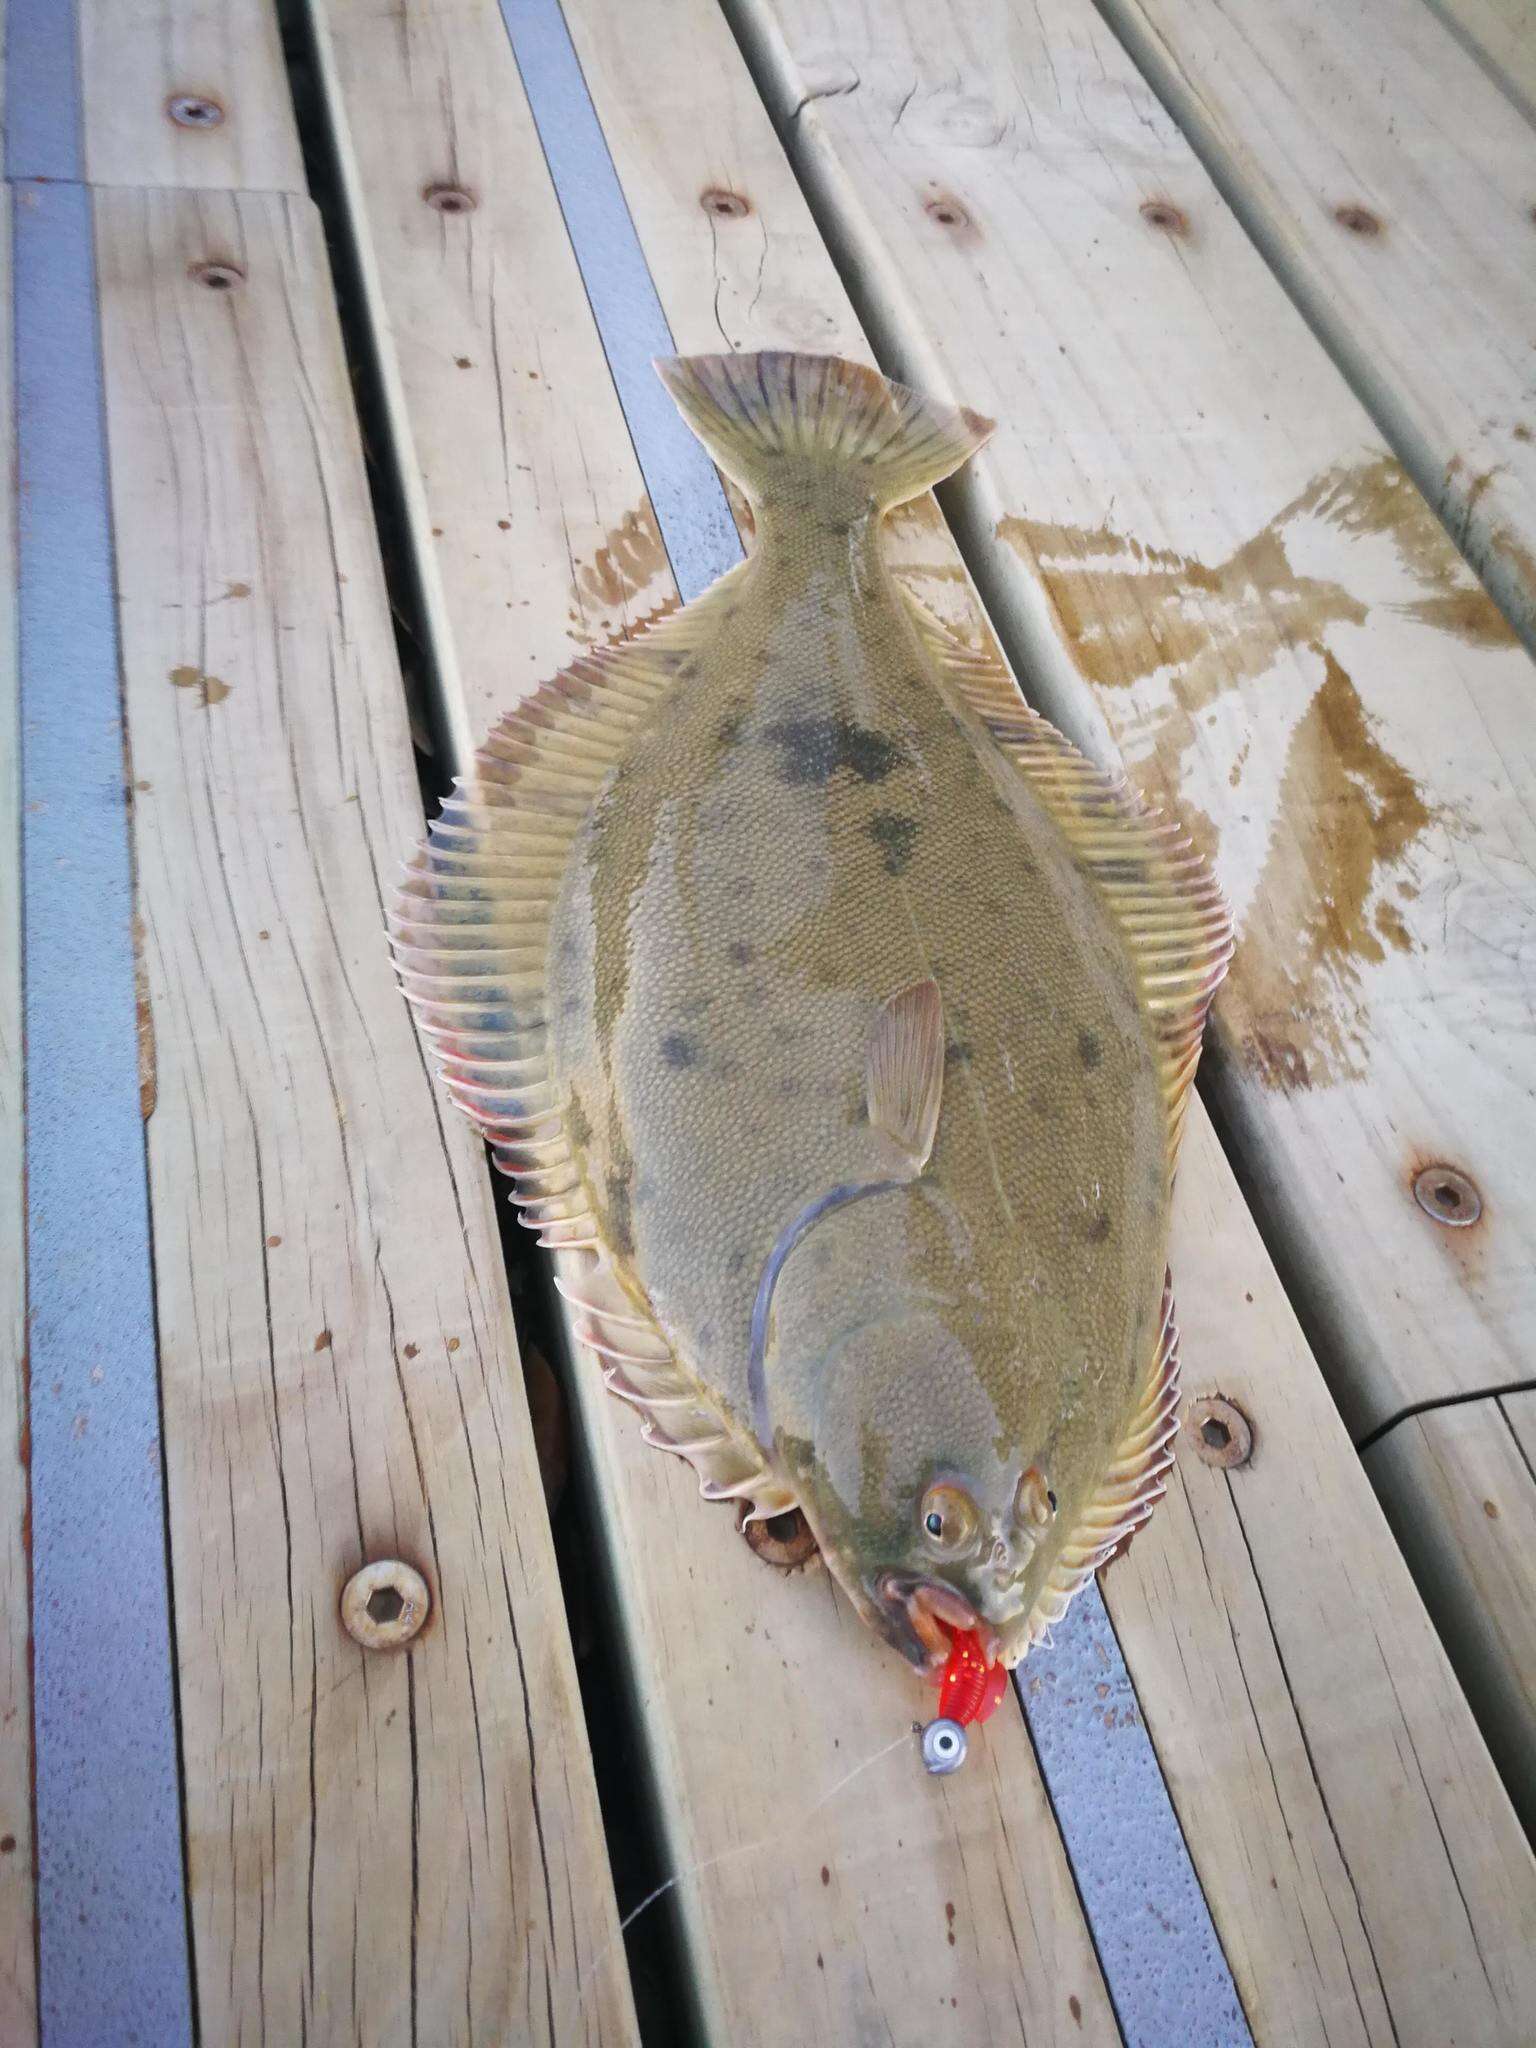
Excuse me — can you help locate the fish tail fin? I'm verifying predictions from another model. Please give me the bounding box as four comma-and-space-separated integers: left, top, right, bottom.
655, 351, 994, 511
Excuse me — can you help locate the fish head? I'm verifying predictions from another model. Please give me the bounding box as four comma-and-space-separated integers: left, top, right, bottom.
768, 1263, 1073, 1675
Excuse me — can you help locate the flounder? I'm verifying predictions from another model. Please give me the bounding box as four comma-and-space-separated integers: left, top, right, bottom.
390, 352, 1231, 1676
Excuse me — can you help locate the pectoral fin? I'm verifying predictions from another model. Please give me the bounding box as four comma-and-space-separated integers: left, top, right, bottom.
866, 977, 945, 1171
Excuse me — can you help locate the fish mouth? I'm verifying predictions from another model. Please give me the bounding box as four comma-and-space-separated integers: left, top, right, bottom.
874, 1571, 1002, 1674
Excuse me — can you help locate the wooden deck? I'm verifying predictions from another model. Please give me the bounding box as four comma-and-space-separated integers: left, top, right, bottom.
6, 0, 1536, 2042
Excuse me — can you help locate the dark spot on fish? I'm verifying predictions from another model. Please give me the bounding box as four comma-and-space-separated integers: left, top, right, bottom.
566, 1092, 592, 1152
660, 1032, 698, 1069
944, 1038, 973, 1069
1029, 1090, 1054, 1118
764, 716, 901, 787
1077, 1029, 1103, 1070
867, 810, 919, 874
1086, 1212, 1112, 1243
727, 939, 754, 966
725, 1248, 749, 1276
716, 711, 745, 747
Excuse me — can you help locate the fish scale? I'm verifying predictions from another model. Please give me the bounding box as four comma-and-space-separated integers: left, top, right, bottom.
390, 349, 1231, 1678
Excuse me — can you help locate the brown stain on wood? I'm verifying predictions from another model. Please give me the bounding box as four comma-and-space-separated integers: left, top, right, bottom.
572, 501, 669, 614
997, 456, 1482, 1084
168, 663, 231, 706
132, 914, 156, 1119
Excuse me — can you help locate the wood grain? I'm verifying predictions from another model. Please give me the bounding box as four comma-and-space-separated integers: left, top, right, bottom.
0, 195, 38, 2048
312, 0, 1536, 2039
1365, 1392, 1536, 1836
729, 0, 1536, 1443
1093, 0, 1536, 649
95, 184, 636, 2048
309, 5, 1120, 2041
1425, 0, 1536, 120
79, 0, 305, 191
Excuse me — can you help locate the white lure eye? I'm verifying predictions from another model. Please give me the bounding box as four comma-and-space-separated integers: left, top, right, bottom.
918, 1482, 981, 1560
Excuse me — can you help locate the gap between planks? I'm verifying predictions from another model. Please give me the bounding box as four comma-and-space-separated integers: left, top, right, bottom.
309, 0, 1536, 2041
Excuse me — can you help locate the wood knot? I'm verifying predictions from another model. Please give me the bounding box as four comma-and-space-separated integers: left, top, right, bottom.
341, 1560, 431, 1650
701, 188, 751, 219
1140, 199, 1188, 235
1334, 203, 1382, 237
1186, 1395, 1253, 1470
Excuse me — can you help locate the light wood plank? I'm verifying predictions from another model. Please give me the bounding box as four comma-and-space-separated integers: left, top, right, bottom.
0, 195, 38, 2048
728, 0, 1536, 1444
1092, 0, 1536, 648
1365, 1394, 1536, 1835
312, 0, 1536, 2039
96, 184, 636, 2048
79, 0, 304, 191
307, 7, 1121, 2042
1424, 0, 1536, 121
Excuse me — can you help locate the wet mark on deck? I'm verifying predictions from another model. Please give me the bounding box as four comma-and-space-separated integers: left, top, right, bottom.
998, 456, 1480, 1084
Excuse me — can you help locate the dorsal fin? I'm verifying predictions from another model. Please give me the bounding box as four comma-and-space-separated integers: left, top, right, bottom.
906, 601, 1233, 1166
1020, 1274, 1183, 1657
388, 584, 794, 1524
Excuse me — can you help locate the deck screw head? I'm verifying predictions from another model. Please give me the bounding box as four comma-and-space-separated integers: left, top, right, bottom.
701, 188, 751, 219
167, 93, 225, 129
1187, 1395, 1253, 1469
1334, 203, 1381, 236
189, 260, 245, 291
341, 1560, 430, 1650
424, 183, 476, 216
1412, 1164, 1481, 1228
923, 196, 970, 229
1140, 198, 1188, 234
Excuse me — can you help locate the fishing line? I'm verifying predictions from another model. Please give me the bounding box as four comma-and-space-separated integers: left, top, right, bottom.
567, 1726, 913, 2027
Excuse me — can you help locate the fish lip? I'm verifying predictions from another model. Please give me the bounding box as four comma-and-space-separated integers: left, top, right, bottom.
874, 1571, 1001, 1674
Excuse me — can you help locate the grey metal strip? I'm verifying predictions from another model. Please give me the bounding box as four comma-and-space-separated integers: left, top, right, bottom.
497, 0, 742, 601
1020, 1585, 1250, 2045
4, 0, 85, 183
497, 3, 1253, 2039
13, 178, 196, 2045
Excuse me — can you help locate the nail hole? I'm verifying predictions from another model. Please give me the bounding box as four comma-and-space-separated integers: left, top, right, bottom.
1412, 1163, 1481, 1227
924, 196, 970, 229
1187, 1396, 1253, 1469
1334, 203, 1381, 236
701, 188, 751, 219
1140, 199, 1187, 234
424, 183, 476, 215
167, 93, 224, 130
189, 260, 245, 291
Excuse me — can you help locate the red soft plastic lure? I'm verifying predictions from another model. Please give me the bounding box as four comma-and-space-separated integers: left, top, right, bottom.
936, 1628, 1009, 1726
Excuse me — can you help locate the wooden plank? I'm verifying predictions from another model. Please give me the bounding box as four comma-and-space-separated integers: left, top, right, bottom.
78, 0, 304, 191
1424, 0, 1536, 121
311, 0, 1536, 2040
1091, 0, 1536, 647
727, 0, 1536, 1444
95, 184, 637, 2048
0, 194, 38, 2048
1365, 1393, 1536, 1835
306, 7, 1122, 2043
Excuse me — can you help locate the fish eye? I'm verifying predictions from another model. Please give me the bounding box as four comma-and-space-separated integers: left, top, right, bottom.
1015, 1467, 1057, 1529
917, 1482, 981, 1560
